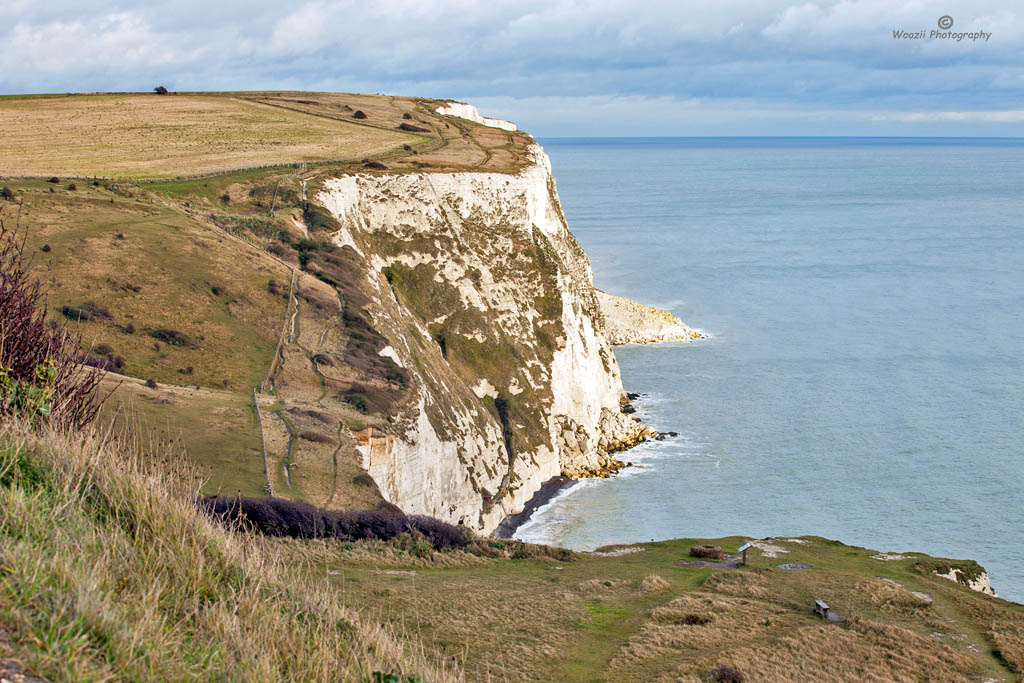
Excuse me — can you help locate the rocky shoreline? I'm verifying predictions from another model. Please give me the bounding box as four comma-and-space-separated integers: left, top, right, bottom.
496, 392, 677, 537
596, 290, 704, 345
492, 475, 575, 538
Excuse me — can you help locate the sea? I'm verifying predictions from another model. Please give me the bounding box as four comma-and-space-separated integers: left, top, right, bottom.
514, 137, 1024, 603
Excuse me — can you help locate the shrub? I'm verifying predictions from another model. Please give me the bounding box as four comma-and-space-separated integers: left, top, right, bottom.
124, 322, 136, 334
397, 123, 429, 133
0, 220, 104, 428
47, 177, 60, 184
40, 244, 50, 253
268, 242, 291, 260
93, 343, 114, 356
312, 353, 334, 367
343, 394, 369, 414
67, 183, 77, 191
150, 329, 198, 348
402, 113, 412, 119
1, 186, 13, 200
154, 85, 168, 95
353, 473, 377, 488
220, 193, 230, 204
145, 378, 157, 389
689, 544, 723, 560
267, 279, 281, 296
352, 110, 367, 119
298, 430, 337, 445
197, 496, 470, 550
77, 353, 114, 372
289, 407, 338, 427
363, 161, 388, 170
60, 302, 113, 322
402, 144, 412, 151
707, 665, 745, 683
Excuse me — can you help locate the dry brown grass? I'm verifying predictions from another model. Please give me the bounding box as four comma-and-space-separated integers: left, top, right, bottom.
0, 94, 414, 178
611, 593, 795, 669
941, 583, 1024, 674
639, 574, 671, 592
0, 416, 457, 681
855, 579, 933, 614
675, 619, 978, 683
335, 569, 586, 681
702, 570, 771, 600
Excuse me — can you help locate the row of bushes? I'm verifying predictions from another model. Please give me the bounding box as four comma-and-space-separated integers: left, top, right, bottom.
197, 495, 470, 550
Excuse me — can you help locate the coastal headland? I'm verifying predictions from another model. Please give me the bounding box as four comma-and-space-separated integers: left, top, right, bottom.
1, 90, 1020, 681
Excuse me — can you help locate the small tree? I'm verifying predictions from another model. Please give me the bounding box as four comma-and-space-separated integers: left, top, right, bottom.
1, 187, 13, 201
0, 211, 104, 428
154, 86, 169, 95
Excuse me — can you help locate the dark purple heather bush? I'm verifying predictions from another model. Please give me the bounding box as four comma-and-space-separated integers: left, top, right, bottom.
198, 495, 469, 549
0, 221, 104, 428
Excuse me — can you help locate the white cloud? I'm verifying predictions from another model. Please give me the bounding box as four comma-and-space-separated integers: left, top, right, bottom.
869, 109, 1024, 122
0, 0, 1021, 135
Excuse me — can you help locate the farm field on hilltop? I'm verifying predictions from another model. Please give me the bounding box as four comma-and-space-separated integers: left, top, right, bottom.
0, 94, 415, 178
0, 91, 533, 178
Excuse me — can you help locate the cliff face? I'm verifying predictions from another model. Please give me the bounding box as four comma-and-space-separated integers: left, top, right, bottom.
316, 145, 647, 532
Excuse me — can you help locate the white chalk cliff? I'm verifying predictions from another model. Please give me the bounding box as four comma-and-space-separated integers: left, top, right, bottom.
316, 144, 650, 533
434, 102, 517, 131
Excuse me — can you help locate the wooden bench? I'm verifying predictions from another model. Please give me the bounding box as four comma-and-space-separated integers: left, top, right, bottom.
813, 600, 831, 620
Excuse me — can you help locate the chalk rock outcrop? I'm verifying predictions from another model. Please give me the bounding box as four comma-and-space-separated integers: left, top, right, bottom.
435, 101, 517, 131
597, 291, 703, 345
935, 567, 997, 596
316, 144, 651, 533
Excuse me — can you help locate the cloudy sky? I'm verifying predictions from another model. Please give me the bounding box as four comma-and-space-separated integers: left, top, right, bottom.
2, 0, 1022, 136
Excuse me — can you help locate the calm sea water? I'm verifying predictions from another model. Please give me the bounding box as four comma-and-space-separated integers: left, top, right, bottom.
515, 138, 1024, 603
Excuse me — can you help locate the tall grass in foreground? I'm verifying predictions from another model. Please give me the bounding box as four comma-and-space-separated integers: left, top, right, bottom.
0, 417, 455, 681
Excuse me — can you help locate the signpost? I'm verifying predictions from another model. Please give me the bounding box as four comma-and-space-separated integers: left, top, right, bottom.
738, 542, 752, 566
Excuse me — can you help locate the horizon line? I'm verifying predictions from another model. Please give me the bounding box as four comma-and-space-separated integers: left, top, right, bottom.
537, 134, 1024, 140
